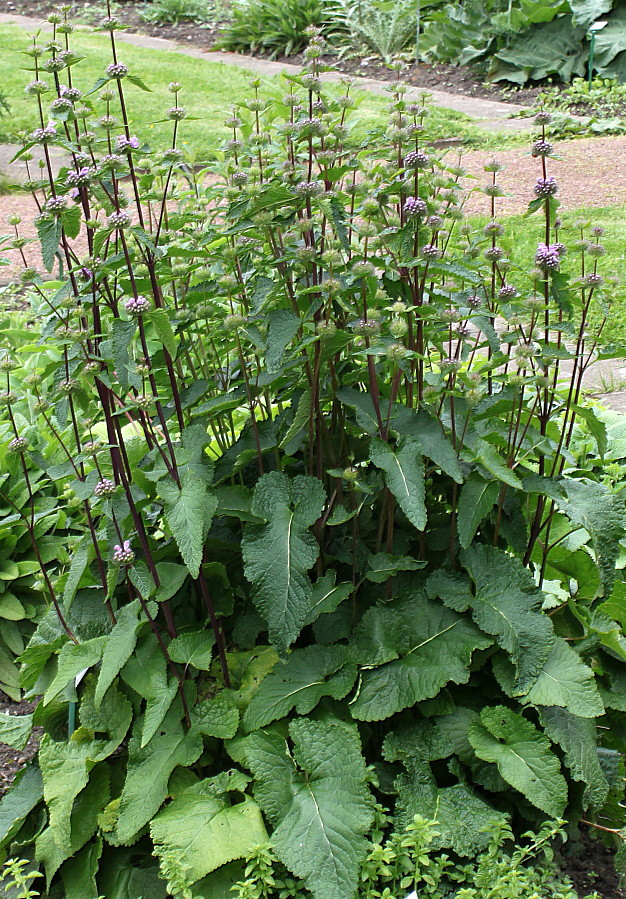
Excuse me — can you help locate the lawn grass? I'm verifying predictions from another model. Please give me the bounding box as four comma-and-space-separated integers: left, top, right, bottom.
0, 23, 489, 155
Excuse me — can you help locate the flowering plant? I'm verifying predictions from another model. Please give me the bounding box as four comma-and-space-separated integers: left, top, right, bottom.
0, 7, 625, 898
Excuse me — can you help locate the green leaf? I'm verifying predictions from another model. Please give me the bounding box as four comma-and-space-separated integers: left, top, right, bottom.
495, 637, 604, 718
491, 17, 587, 84
114, 707, 203, 845
556, 478, 625, 596
150, 307, 179, 358
126, 73, 152, 91
169, 630, 215, 671
162, 476, 218, 580
350, 591, 492, 721
142, 678, 178, 748
37, 217, 61, 272
266, 308, 301, 372
63, 535, 92, 608
244, 645, 357, 730
191, 694, 239, 739
370, 437, 426, 531
394, 761, 508, 856
151, 781, 268, 892
39, 735, 93, 848
155, 561, 190, 602
337, 387, 379, 436
36, 764, 109, 886
569, 0, 612, 29
60, 837, 103, 899
95, 599, 143, 707
393, 407, 463, 483
106, 318, 140, 392
242, 472, 326, 654
60, 204, 81, 240
463, 545, 554, 694
44, 636, 108, 705
0, 765, 43, 847
469, 706, 567, 817
464, 434, 521, 489
0, 595, 26, 625
0, 711, 32, 750
540, 707, 609, 809
304, 572, 353, 625
366, 552, 426, 583
457, 474, 500, 549
245, 718, 373, 899
280, 389, 312, 450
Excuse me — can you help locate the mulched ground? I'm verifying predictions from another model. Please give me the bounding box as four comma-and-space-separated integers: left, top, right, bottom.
565, 832, 626, 899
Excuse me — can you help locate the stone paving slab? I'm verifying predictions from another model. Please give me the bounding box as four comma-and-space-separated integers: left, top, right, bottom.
0, 144, 68, 182
0, 11, 529, 129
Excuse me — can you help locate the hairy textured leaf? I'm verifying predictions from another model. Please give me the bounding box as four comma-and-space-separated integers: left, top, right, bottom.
169, 630, 215, 671
366, 552, 426, 583
394, 756, 507, 856
114, 707, 203, 845
36, 765, 109, 886
191, 694, 239, 739
245, 718, 373, 899
63, 535, 91, 608
556, 478, 625, 596
142, 678, 178, 748
457, 474, 499, 548
494, 637, 604, 717
0, 765, 43, 847
393, 407, 463, 484
151, 308, 178, 358
304, 572, 353, 625
44, 636, 108, 705
350, 591, 492, 721
95, 599, 143, 707
244, 645, 356, 730
370, 437, 426, 530
39, 736, 92, 848
162, 476, 218, 580
60, 838, 103, 899
266, 308, 301, 372
152, 781, 267, 891
37, 217, 61, 271
469, 706, 567, 817
463, 545, 553, 694
540, 707, 609, 809
0, 711, 33, 750
242, 472, 326, 654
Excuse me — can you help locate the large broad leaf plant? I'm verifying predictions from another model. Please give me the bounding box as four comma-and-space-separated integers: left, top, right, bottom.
421, 0, 626, 84
0, 8, 625, 898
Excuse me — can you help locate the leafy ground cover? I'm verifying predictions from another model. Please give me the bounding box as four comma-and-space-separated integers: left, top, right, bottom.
0, 8, 625, 899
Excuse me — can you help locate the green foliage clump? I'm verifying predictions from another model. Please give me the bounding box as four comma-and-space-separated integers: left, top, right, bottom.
0, 7, 625, 899
217, 0, 334, 57
420, 0, 626, 85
